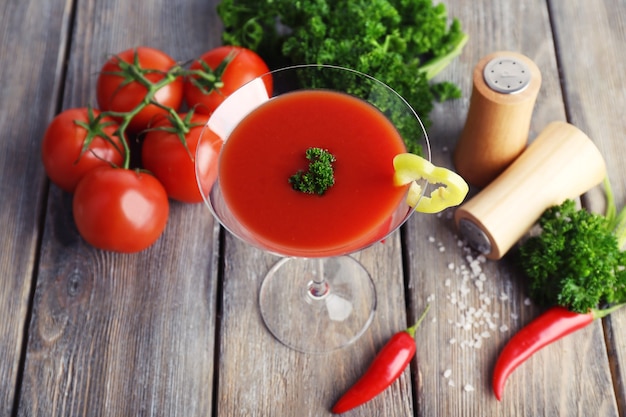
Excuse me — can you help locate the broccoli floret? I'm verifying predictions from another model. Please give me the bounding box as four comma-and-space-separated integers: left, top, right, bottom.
289, 147, 336, 195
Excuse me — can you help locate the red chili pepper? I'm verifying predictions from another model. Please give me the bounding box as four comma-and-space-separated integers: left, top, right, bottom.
492, 304, 623, 401
332, 304, 430, 414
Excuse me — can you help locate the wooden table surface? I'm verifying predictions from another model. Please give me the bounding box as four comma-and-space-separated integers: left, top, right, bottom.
2, 0, 625, 415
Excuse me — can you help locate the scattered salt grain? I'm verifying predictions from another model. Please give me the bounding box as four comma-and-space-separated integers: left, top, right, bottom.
434, 233, 527, 391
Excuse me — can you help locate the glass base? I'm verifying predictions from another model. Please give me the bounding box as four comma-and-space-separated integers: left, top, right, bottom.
259, 256, 376, 354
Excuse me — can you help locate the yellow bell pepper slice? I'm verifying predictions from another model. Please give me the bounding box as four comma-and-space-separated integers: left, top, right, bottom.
393, 153, 469, 214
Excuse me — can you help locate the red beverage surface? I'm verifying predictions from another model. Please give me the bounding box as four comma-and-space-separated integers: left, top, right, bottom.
219, 89, 408, 256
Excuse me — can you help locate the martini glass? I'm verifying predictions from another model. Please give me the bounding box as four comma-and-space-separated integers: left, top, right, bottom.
196, 65, 454, 354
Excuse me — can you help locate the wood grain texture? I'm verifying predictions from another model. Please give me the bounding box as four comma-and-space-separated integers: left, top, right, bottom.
215, 232, 414, 416
2, 0, 625, 416
455, 121, 606, 260
408, 0, 619, 415
549, 0, 626, 412
20, 195, 220, 417
0, 0, 71, 415
16, 0, 223, 415
454, 51, 542, 187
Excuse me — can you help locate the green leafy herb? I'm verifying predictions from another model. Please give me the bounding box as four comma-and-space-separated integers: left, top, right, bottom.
519, 178, 626, 313
216, 0, 468, 153
289, 147, 336, 195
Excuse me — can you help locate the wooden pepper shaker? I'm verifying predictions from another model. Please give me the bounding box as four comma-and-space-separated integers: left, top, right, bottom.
454, 121, 606, 260
454, 51, 542, 188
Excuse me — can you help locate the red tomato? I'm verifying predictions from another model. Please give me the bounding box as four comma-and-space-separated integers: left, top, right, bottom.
142, 113, 222, 203
96, 47, 183, 133
41, 108, 124, 193
73, 167, 169, 253
184, 46, 272, 114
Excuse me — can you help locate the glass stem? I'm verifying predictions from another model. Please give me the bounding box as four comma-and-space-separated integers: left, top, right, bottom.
307, 258, 330, 300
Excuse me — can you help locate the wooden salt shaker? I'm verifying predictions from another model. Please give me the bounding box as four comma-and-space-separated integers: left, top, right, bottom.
454, 51, 542, 187
454, 121, 606, 260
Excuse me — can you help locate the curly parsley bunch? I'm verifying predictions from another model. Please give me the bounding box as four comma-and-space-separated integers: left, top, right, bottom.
519, 180, 626, 313
217, 0, 468, 154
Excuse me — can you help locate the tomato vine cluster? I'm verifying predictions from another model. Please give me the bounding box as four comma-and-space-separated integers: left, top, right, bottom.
41, 45, 272, 253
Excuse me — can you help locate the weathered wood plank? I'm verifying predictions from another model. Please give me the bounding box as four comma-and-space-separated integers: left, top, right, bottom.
407, 0, 619, 416
6, 0, 624, 415
17, 0, 223, 415
0, 0, 71, 415
216, 233, 414, 416
549, 0, 626, 413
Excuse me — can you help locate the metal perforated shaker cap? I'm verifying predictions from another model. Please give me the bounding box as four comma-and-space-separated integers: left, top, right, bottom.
458, 218, 492, 255
483, 56, 531, 94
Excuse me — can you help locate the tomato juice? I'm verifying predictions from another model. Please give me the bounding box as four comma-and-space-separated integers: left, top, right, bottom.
218, 89, 409, 257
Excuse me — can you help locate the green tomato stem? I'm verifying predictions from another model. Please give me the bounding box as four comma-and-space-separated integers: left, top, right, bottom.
100, 64, 184, 169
